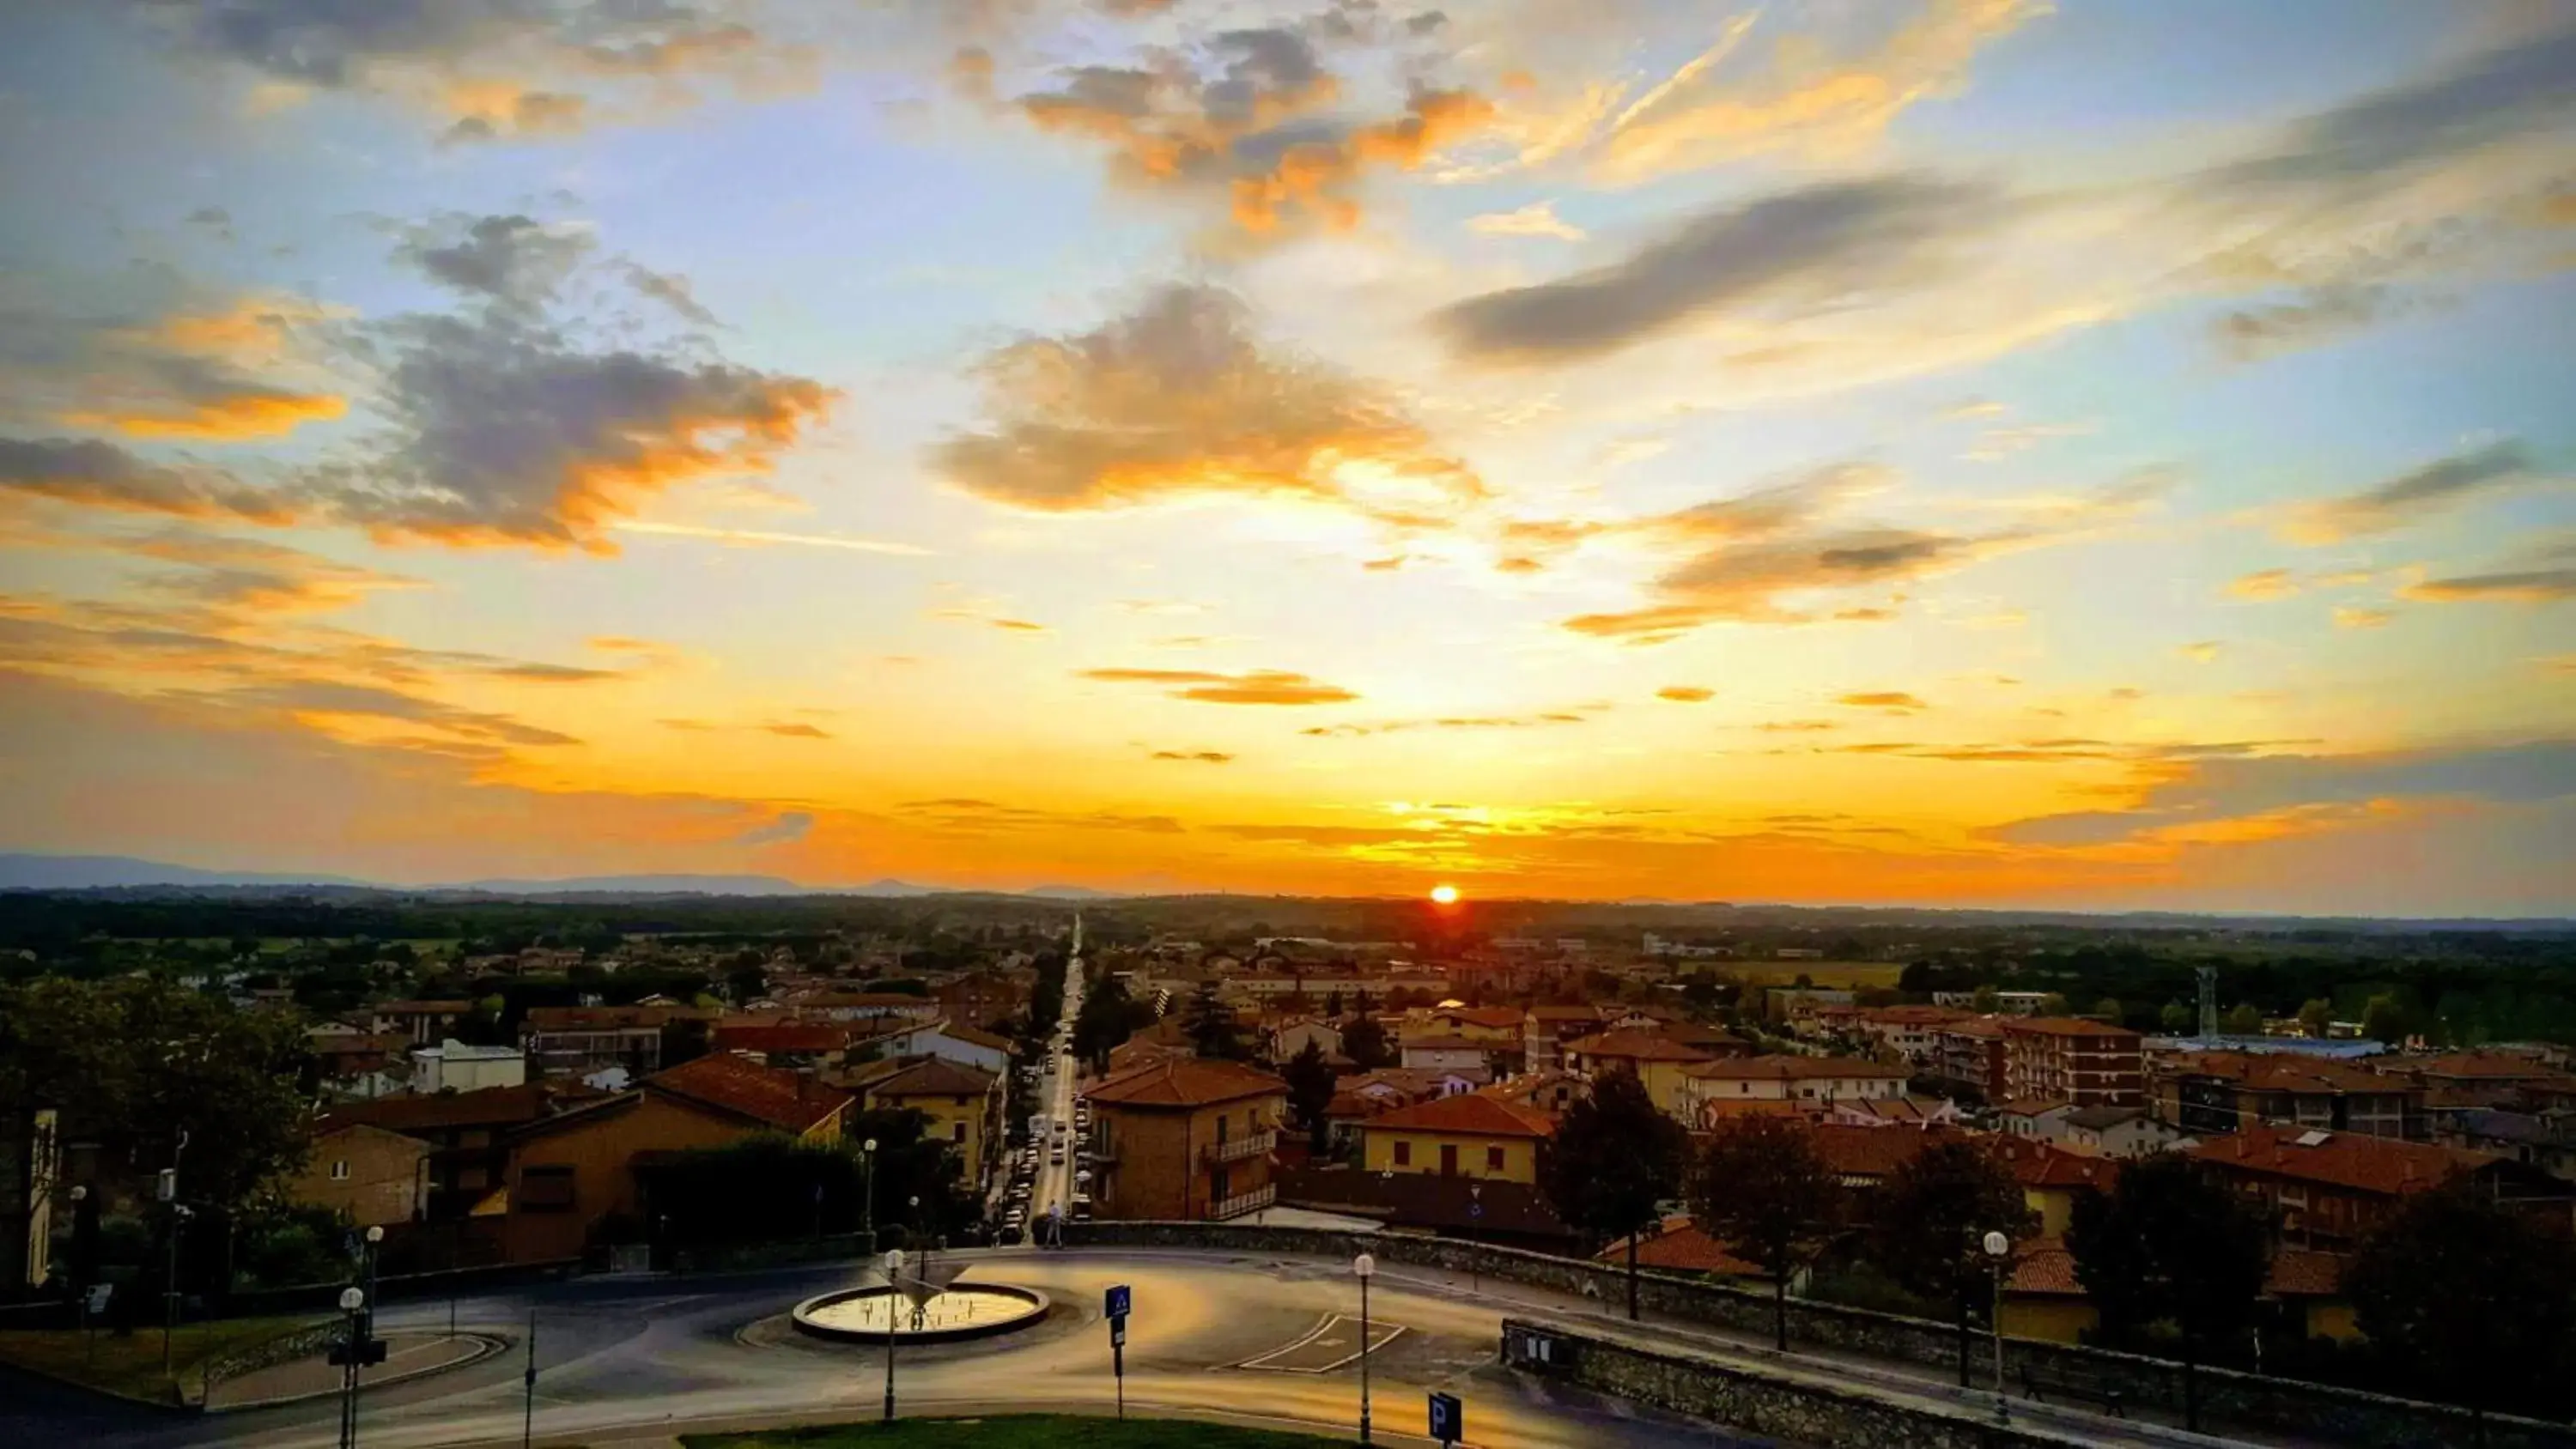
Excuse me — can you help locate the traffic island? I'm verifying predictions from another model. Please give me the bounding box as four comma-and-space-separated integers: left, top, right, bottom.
201, 1328, 507, 1410
0, 1313, 333, 1408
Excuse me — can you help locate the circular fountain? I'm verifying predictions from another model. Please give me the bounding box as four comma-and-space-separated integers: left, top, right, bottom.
791, 1280, 1050, 1346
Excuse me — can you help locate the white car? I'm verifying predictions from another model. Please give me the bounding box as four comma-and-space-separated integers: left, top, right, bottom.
1050, 1144, 1066, 1164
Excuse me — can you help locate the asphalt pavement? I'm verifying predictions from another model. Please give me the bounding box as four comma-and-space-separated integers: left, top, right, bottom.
3, 1246, 1728, 1449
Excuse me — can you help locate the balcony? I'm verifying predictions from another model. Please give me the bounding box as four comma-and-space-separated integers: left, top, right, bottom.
1206, 1184, 1276, 1221
1202, 1129, 1276, 1165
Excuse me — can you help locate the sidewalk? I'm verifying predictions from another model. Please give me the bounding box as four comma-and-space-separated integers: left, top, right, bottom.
205, 1330, 503, 1411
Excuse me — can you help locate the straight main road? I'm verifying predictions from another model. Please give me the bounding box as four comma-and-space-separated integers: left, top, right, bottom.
1030, 913, 1084, 1237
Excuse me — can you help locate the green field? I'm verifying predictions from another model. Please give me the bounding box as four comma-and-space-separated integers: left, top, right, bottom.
1737, 961, 1906, 989
683, 1415, 1347, 1449
0, 1313, 330, 1405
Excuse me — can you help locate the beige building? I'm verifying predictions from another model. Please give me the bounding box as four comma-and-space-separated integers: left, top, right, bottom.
291, 1122, 430, 1228
1085, 1058, 1288, 1221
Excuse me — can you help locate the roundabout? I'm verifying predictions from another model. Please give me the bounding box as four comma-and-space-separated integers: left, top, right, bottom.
793, 1282, 1052, 1345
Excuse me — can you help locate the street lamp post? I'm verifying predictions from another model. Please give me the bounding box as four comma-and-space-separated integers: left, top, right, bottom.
69, 1185, 91, 1368
1354, 1252, 1377, 1446
861, 1138, 878, 1246
1982, 1230, 2012, 1425
162, 1203, 192, 1376
880, 1249, 906, 1423
337, 1286, 366, 1449
362, 1225, 383, 1333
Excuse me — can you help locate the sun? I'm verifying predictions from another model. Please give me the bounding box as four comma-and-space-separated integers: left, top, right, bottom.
1429, 883, 1461, 905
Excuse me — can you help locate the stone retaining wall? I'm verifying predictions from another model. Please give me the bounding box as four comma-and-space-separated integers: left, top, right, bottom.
1502, 1315, 2083, 1449
1068, 1221, 2576, 1449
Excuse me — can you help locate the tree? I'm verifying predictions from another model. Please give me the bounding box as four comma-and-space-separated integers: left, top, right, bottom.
1073, 974, 1149, 1072
1281, 1040, 1338, 1154
1183, 981, 1247, 1060
2360, 993, 2408, 1046
1322, 989, 1344, 1019
1691, 1116, 1838, 1349
2092, 997, 2122, 1023
2160, 1000, 2193, 1033
1540, 1069, 1688, 1321
1868, 1140, 2037, 1385
1971, 985, 2000, 1014
2222, 1003, 2263, 1035
2066, 1154, 2267, 1431
1342, 1015, 1394, 1070
2346, 1185, 2576, 1433
2296, 997, 2334, 1037
0, 976, 314, 1294
2038, 992, 2070, 1016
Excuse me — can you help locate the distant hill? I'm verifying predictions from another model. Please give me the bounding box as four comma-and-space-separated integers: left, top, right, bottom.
1021, 884, 1120, 900
0, 853, 371, 890
442, 873, 818, 897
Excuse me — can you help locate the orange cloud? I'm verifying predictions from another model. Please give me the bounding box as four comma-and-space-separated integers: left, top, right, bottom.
65, 391, 347, 442
934, 285, 1480, 528
1080, 667, 1358, 705
1838, 691, 1929, 712
2227, 567, 2299, 601
1230, 88, 1497, 233
1657, 686, 1714, 702
2399, 570, 2576, 603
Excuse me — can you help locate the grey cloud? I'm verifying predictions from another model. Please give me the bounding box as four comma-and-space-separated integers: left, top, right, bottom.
224, 679, 581, 746
738, 810, 813, 846
2213, 286, 2406, 362
2284, 440, 2539, 542
0, 436, 294, 522
623, 263, 719, 325
1434, 177, 1992, 365
399, 214, 596, 312
2401, 568, 2576, 603
2198, 25, 2576, 202
1990, 739, 2576, 847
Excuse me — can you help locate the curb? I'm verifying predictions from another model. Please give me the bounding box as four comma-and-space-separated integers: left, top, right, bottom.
206, 1331, 510, 1414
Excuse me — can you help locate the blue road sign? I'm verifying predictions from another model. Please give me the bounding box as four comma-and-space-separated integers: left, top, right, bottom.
1428, 1390, 1462, 1444
1468, 1201, 1483, 1219
1104, 1283, 1132, 1319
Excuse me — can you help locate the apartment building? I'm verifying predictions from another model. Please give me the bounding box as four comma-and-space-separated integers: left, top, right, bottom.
1680, 1056, 1909, 1123
520, 1004, 714, 1080
1360, 1092, 1556, 1183
1084, 1058, 1288, 1222
1931, 1017, 2008, 1100
2001, 1017, 2144, 1108
2153, 1052, 2421, 1140
854, 1057, 1004, 1192
2188, 1125, 2568, 1252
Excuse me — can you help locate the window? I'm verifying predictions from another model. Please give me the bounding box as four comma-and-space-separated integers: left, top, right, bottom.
1393, 1140, 1412, 1167
519, 1166, 577, 1211
952, 1121, 967, 1143
330, 1160, 349, 1181
1486, 1146, 1505, 1171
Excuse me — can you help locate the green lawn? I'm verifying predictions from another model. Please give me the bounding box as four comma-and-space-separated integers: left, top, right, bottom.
0, 1314, 329, 1405
684, 1415, 1347, 1449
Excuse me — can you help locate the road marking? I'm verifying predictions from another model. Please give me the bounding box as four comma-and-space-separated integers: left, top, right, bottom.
1236, 1313, 1404, 1373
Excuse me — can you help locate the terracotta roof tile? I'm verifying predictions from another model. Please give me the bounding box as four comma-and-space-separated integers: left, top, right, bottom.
1564, 1029, 1714, 1063
2001, 1016, 2138, 1040
1685, 1054, 1906, 1081
1085, 1056, 1287, 1109
647, 1051, 851, 1133
1598, 1216, 1762, 1276
865, 1057, 1000, 1098
319, 1081, 603, 1134
2187, 1123, 2495, 1197
1363, 1092, 1557, 1138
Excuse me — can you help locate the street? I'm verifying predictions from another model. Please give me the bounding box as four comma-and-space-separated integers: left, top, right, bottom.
2, 1245, 1717, 1449
0, 1239, 2306, 1449
1029, 914, 1084, 1237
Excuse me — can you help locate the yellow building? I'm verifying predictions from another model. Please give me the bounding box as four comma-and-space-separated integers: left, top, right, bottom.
1359, 1091, 1555, 1183
859, 1057, 1004, 1191
1562, 1030, 1713, 1119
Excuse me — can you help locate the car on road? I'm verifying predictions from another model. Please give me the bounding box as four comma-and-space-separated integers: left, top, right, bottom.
1049, 1143, 1066, 1164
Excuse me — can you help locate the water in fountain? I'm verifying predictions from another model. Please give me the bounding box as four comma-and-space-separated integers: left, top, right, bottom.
799, 1285, 1044, 1336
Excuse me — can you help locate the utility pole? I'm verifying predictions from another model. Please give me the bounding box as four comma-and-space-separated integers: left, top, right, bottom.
521, 1310, 537, 1449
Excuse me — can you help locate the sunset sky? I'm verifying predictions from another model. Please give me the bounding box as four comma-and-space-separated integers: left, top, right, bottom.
2, 1, 2570, 912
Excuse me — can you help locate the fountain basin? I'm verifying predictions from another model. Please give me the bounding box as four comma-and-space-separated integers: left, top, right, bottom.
790, 1282, 1050, 1345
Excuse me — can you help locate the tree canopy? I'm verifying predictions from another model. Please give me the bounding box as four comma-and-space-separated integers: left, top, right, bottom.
1541, 1068, 1689, 1319
2345, 1185, 2576, 1421
1690, 1115, 1838, 1349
